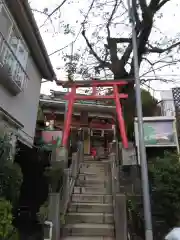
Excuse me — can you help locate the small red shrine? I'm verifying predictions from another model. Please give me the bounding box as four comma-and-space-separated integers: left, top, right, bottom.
56, 79, 129, 149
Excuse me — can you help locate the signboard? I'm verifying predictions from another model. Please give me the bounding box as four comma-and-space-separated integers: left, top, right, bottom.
134, 117, 178, 147
59, 99, 107, 106
143, 121, 176, 146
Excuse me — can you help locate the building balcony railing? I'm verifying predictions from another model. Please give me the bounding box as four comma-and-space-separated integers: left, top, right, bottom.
0, 32, 29, 95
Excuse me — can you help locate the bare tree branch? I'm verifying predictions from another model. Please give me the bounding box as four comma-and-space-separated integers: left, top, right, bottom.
49, 0, 96, 57
31, 9, 49, 16
139, 0, 151, 19
40, 0, 68, 28
106, 0, 119, 38
146, 41, 180, 53
49, 43, 70, 56
149, 0, 162, 13
142, 57, 157, 78
157, 0, 170, 10
129, 0, 164, 75
107, 38, 119, 62
141, 61, 178, 77
82, 29, 109, 68
107, 38, 131, 43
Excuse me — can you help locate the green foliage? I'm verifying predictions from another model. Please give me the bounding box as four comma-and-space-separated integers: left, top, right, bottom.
60, 213, 65, 225
149, 152, 180, 229
127, 153, 180, 239
45, 162, 64, 193
37, 106, 44, 121
0, 162, 22, 205
0, 135, 23, 205
37, 201, 48, 224
105, 88, 159, 114
0, 198, 14, 239
8, 231, 19, 240
63, 24, 75, 35
104, 88, 159, 140
141, 89, 160, 117
127, 196, 144, 240
0, 134, 12, 163
124, 89, 159, 140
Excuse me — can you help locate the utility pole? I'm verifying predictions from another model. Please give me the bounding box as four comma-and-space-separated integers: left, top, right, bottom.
127, 1, 153, 240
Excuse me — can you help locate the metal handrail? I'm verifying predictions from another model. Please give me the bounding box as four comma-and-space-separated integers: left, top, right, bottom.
109, 150, 128, 240
59, 142, 83, 216
0, 31, 29, 90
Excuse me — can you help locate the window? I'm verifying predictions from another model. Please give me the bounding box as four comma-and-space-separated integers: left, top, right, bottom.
9, 28, 28, 68
0, 3, 29, 89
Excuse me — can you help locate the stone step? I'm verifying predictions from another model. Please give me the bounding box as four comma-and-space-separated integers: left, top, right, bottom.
80, 163, 107, 168
76, 179, 106, 186
73, 186, 111, 195
80, 162, 109, 168
66, 212, 113, 224
78, 173, 108, 181
80, 164, 108, 172
83, 160, 109, 164
69, 203, 113, 213
63, 223, 114, 237
83, 156, 108, 161
80, 169, 107, 176
62, 237, 114, 240
72, 194, 112, 204
84, 156, 94, 161
75, 181, 112, 190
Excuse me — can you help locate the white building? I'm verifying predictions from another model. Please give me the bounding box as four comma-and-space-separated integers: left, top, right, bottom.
159, 90, 175, 117
0, 0, 56, 147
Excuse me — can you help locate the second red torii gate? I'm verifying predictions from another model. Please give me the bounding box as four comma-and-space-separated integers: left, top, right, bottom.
56, 79, 129, 149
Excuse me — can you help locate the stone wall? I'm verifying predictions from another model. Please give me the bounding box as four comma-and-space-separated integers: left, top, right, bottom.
118, 142, 141, 195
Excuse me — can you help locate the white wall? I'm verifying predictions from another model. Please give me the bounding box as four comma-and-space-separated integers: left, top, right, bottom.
0, 3, 42, 146
160, 90, 175, 116
0, 57, 41, 146
161, 90, 173, 100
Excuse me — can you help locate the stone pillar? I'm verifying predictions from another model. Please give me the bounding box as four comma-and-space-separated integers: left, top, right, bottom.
55, 146, 68, 168
62, 169, 70, 214
84, 128, 90, 154
114, 194, 127, 240
48, 193, 60, 240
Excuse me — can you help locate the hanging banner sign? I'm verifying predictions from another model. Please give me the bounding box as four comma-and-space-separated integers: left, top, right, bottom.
134, 117, 178, 147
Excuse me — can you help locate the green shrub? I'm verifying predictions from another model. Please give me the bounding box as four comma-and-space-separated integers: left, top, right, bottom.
149, 152, 180, 229
127, 152, 180, 239
0, 135, 23, 204
45, 162, 64, 193
37, 201, 48, 224
0, 198, 14, 239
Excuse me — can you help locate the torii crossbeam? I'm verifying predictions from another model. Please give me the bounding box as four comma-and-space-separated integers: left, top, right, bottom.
56, 79, 129, 149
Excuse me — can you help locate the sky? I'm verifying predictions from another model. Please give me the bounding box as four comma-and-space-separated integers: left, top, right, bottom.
29, 0, 180, 100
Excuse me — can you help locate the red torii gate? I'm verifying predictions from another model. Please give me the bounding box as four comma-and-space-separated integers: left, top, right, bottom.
56, 79, 129, 149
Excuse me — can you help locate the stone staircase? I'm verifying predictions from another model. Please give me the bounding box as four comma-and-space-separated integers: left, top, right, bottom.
62, 157, 115, 240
